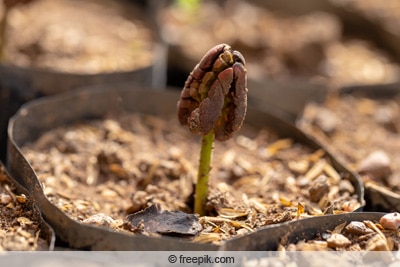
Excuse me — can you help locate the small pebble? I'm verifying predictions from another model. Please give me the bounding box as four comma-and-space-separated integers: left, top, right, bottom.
339, 180, 355, 194
345, 221, 373, 235
101, 188, 118, 199
380, 212, 400, 230
17, 217, 34, 226
168, 146, 182, 160
313, 107, 338, 134
0, 193, 12, 204
374, 106, 397, 133
357, 150, 392, 181
83, 213, 117, 228
327, 233, 351, 248
309, 175, 329, 203
16, 194, 27, 204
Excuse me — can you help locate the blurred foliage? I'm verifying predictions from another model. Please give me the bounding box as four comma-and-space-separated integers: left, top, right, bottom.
175, 0, 199, 14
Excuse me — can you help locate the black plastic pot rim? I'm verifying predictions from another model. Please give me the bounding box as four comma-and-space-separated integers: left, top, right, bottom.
0, 42, 167, 87
223, 211, 387, 251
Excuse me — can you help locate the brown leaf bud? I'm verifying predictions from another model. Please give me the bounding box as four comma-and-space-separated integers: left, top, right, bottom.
177, 44, 247, 141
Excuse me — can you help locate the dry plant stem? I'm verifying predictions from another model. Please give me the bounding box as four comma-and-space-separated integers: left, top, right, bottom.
194, 130, 214, 216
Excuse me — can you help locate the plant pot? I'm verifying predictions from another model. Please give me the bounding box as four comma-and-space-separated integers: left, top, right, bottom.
221, 212, 399, 265
156, 0, 400, 123
7, 83, 364, 250
223, 211, 386, 251
155, 0, 329, 123
0, 47, 167, 163
0, 0, 168, 162
297, 82, 400, 213
0, 160, 55, 250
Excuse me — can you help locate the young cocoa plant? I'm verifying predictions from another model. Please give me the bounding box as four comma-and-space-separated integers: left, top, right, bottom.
177, 43, 248, 216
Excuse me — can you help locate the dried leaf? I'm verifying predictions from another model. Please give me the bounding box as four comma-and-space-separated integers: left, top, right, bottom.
323, 163, 341, 183
308, 149, 325, 162
201, 216, 253, 231
279, 196, 293, 206
297, 202, 305, 218
288, 159, 309, 174
126, 205, 201, 236
364, 220, 385, 238
365, 234, 390, 251
249, 198, 267, 213
109, 163, 130, 179
229, 221, 254, 232
332, 222, 346, 234
217, 208, 247, 219
304, 159, 326, 181
266, 138, 293, 155
193, 233, 221, 243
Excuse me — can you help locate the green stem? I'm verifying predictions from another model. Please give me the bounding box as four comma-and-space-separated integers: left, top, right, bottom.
194, 130, 214, 216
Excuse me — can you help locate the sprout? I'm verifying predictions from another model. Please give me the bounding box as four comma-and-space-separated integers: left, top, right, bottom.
177, 43, 248, 215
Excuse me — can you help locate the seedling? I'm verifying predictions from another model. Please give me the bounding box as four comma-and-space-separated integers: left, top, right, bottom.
177, 43, 248, 216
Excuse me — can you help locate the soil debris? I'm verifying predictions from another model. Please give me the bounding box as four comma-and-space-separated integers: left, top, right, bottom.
298, 94, 400, 192
2, 0, 154, 73
21, 113, 362, 243
285, 217, 400, 251
0, 163, 49, 250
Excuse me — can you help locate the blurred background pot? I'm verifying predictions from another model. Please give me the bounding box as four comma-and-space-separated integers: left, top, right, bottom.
0, 0, 167, 162
298, 82, 400, 213
154, 0, 400, 121
7, 84, 363, 250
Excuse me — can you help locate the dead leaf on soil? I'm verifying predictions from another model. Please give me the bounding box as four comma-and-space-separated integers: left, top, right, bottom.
125, 205, 201, 236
